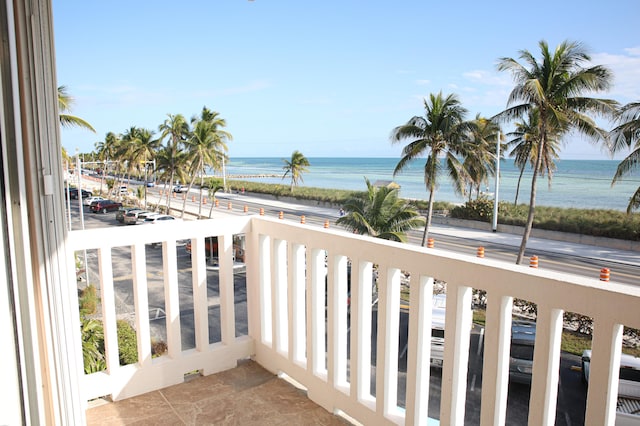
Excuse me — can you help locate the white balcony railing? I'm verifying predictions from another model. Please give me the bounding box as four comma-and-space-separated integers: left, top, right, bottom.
68, 215, 640, 425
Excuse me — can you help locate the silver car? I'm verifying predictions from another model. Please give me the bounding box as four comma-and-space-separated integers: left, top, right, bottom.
123, 210, 150, 225
509, 320, 536, 384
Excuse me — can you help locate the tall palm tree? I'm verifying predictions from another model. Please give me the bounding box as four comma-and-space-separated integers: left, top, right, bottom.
94, 132, 120, 194
282, 150, 310, 192
462, 115, 501, 200
158, 114, 189, 212
610, 101, 640, 213
506, 110, 561, 206
180, 120, 229, 218
391, 92, 472, 246
58, 85, 96, 132
495, 40, 618, 264
336, 178, 425, 242
128, 128, 160, 208
189, 107, 232, 216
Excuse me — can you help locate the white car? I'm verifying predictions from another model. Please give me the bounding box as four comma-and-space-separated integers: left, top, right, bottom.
582, 349, 640, 422
83, 196, 105, 206
430, 294, 447, 367
143, 214, 179, 224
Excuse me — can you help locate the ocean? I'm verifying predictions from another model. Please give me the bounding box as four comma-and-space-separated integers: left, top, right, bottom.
213, 158, 639, 212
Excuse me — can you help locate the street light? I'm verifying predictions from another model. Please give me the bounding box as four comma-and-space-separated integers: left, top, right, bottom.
492, 131, 500, 232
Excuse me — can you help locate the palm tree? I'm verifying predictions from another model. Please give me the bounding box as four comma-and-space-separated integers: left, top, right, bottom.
282, 150, 310, 192
155, 146, 188, 214
158, 114, 189, 212
495, 40, 618, 264
336, 178, 425, 242
506, 111, 561, 205
94, 132, 120, 194
207, 178, 225, 218
127, 127, 160, 208
180, 120, 229, 218
391, 92, 472, 246
185, 107, 232, 217
462, 115, 501, 200
58, 85, 96, 132
610, 101, 640, 213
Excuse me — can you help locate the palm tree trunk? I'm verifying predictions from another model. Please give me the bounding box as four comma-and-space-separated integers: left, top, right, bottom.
421, 189, 435, 246
166, 173, 175, 214
516, 140, 545, 264
209, 193, 215, 218
514, 168, 524, 205
198, 173, 204, 218
181, 159, 202, 219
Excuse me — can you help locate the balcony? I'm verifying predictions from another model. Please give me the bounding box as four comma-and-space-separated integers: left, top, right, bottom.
69, 214, 640, 425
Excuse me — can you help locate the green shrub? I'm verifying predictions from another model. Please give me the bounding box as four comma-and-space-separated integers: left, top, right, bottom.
81, 318, 106, 373
117, 320, 138, 365
451, 197, 494, 222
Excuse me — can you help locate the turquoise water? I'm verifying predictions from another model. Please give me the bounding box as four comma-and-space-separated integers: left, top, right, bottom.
214, 158, 639, 212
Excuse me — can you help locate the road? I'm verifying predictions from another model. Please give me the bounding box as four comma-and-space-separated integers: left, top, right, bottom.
186, 189, 640, 286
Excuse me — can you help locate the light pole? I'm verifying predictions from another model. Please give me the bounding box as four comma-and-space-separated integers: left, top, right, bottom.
492, 132, 500, 232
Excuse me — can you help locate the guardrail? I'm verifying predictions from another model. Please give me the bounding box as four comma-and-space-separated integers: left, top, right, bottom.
68, 215, 640, 425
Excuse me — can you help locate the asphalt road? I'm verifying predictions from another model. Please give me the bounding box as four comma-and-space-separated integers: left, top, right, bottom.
204, 191, 640, 286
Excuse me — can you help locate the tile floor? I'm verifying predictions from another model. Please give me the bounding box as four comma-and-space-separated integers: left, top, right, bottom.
86, 359, 350, 425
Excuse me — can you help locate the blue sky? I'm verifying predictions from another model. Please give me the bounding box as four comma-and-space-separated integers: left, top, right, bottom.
53, 0, 640, 159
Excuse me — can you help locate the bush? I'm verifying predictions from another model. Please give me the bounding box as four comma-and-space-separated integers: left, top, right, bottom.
456, 200, 640, 242
451, 197, 494, 222
117, 320, 138, 365
79, 285, 99, 316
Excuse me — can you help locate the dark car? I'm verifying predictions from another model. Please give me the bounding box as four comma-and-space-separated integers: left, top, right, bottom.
90, 199, 122, 214
66, 187, 92, 199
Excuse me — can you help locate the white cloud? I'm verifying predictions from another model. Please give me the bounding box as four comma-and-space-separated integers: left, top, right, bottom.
463, 69, 513, 87
624, 47, 640, 56
591, 48, 640, 101
416, 79, 430, 86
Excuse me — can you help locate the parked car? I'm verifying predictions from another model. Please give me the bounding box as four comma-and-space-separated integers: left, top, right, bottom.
146, 181, 155, 187
173, 184, 187, 193
66, 187, 92, 200
136, 211, 158, 221
116, 207, 142, 223
582, 349, 640, 422
123, 210, 150, 225
184, 236, 245, 263
430, 294, 447, 367
143, 214, 179, 224
90, 199, 122, 213
83, 196, 105, 206
509, 320, 536, 384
